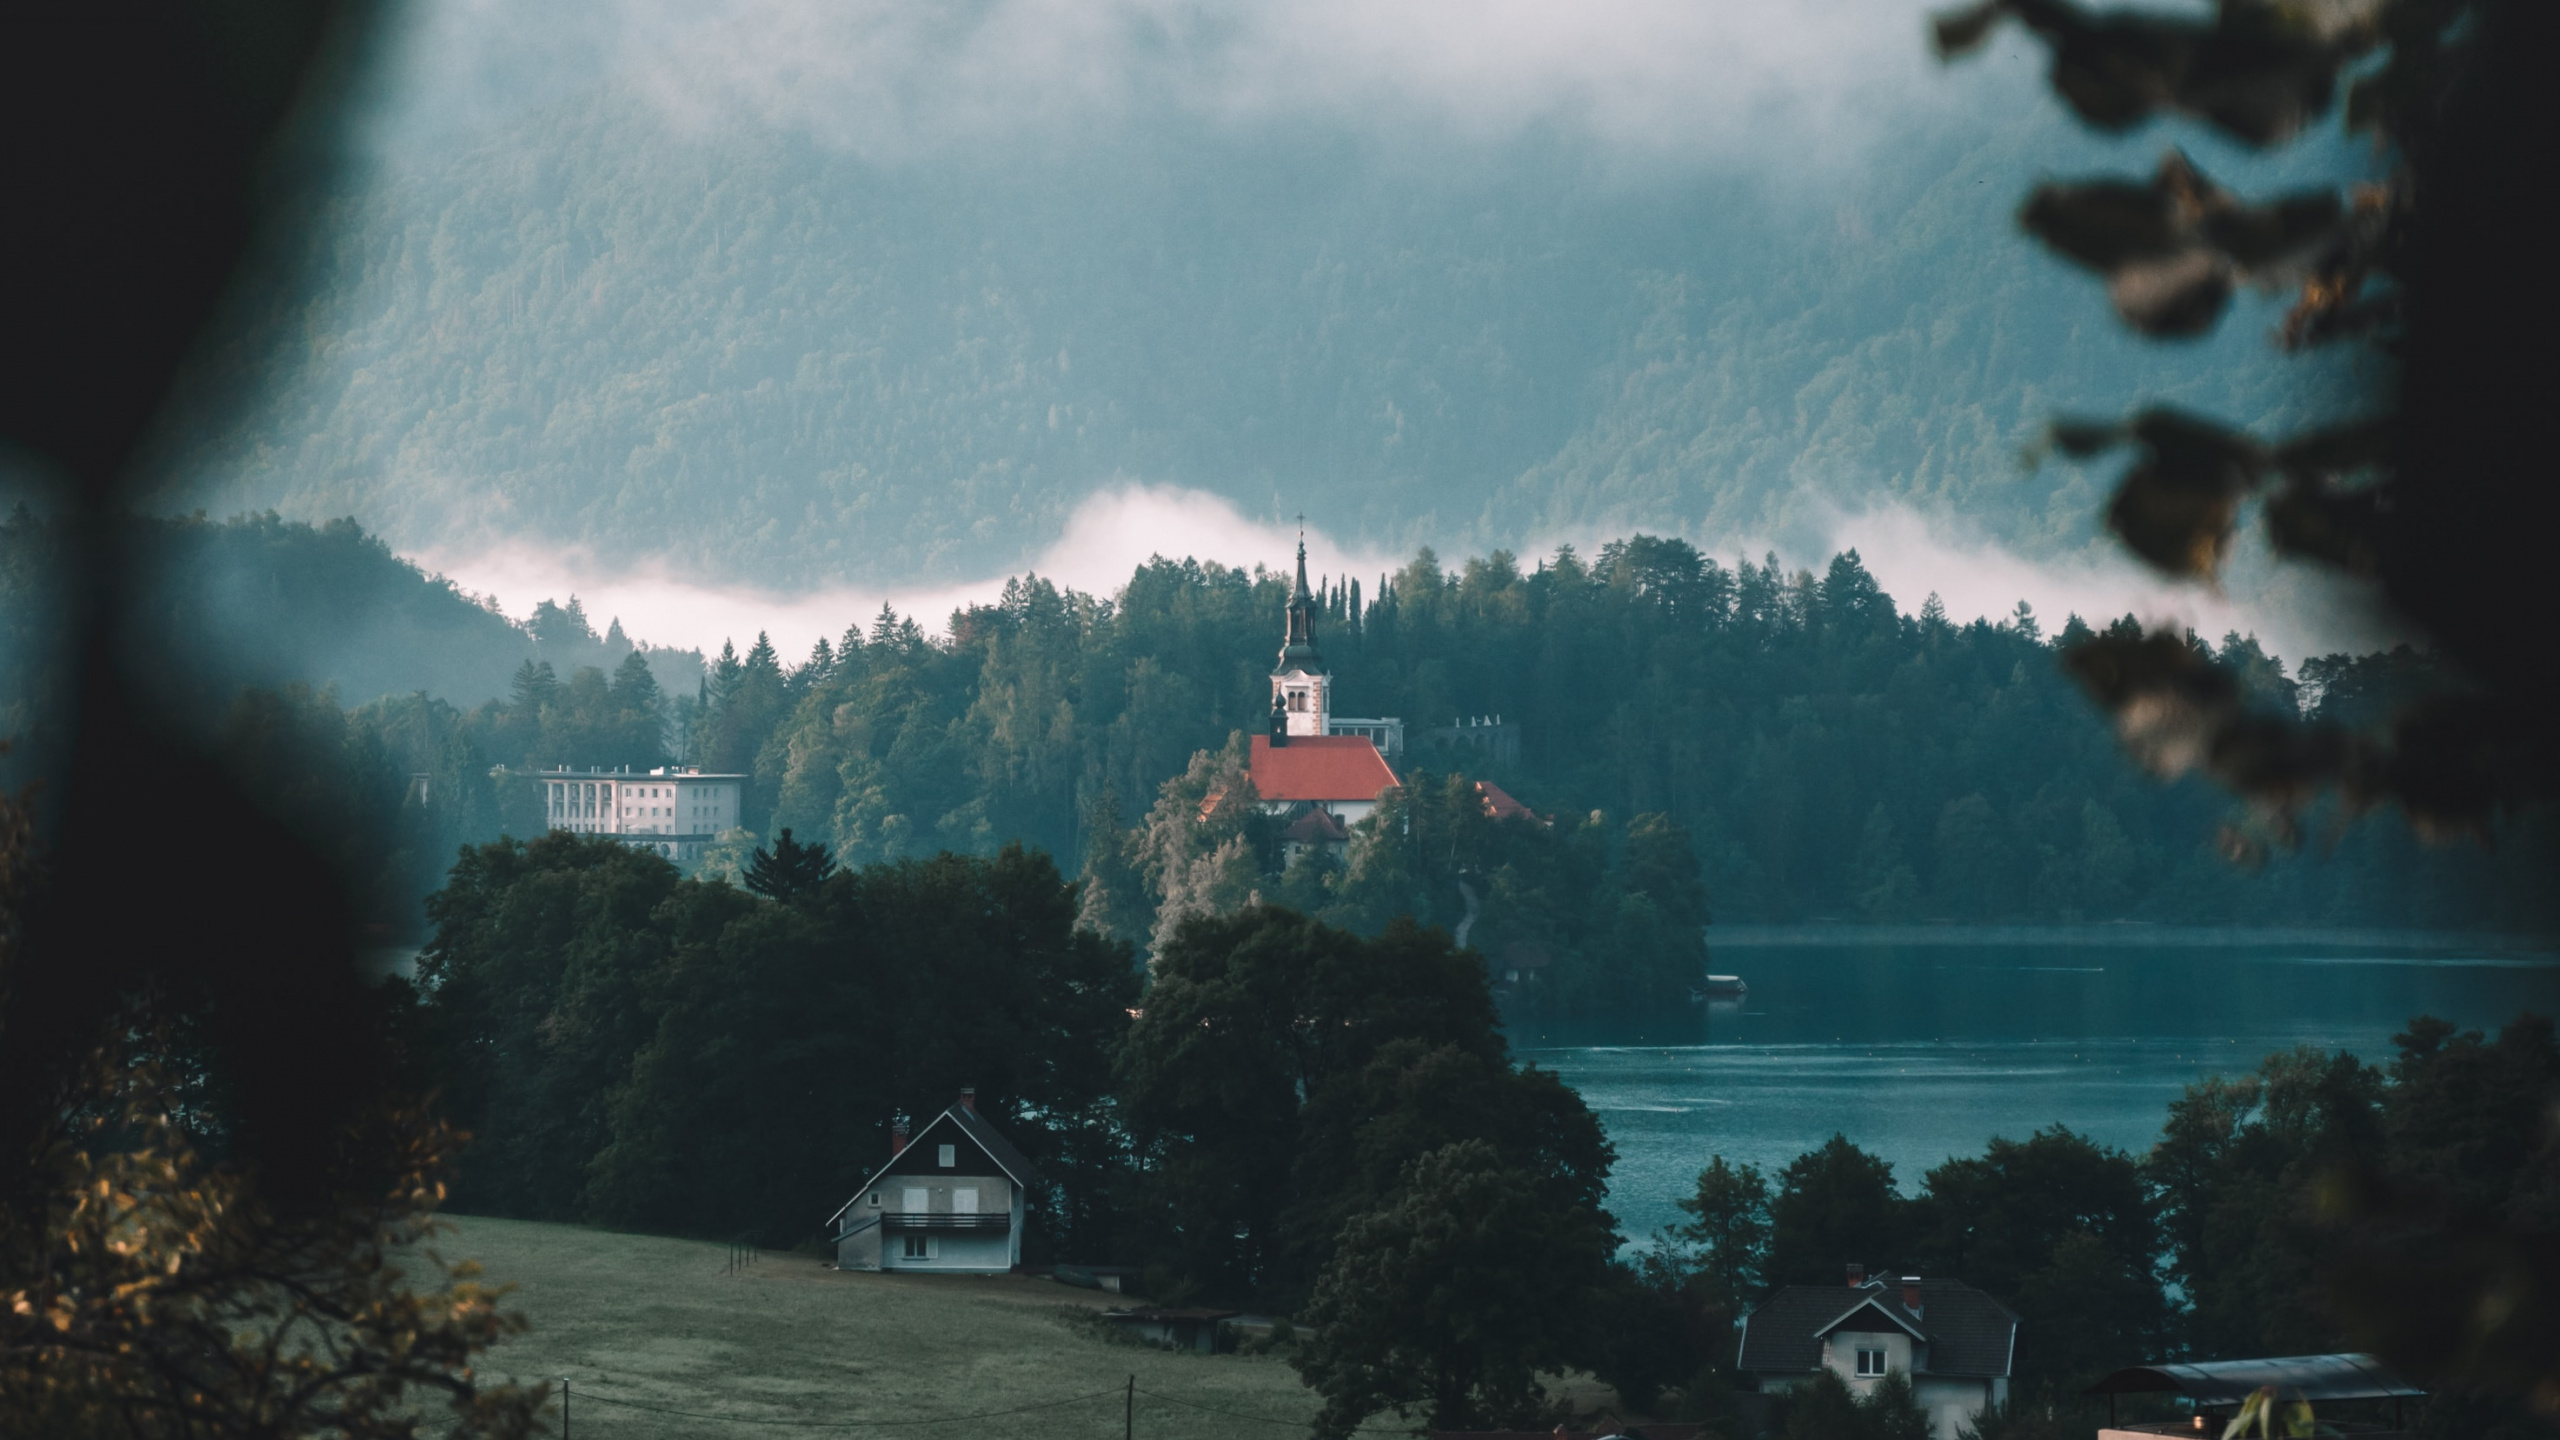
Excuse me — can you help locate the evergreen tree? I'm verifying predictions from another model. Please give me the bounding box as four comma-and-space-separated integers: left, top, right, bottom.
607, 650, 665, 766
505, 658, 558, 715
743, 827, 836, 903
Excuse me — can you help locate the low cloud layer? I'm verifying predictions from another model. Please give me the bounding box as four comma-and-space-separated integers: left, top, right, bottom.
425, 485, 2397, 672
365, 0, 2032, 173
1812, 503, 2406, 663
419, 485, 1404, 665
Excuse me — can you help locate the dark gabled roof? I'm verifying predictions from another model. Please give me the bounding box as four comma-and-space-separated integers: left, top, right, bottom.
1814, 1297, 1927, 1342
1738, 1279, 2017, 1379
1282, 806, 1350, 844
824, 1100, 1043, 1227
2087, 1354, 2424, 1405
946, 1103, 1041, 1189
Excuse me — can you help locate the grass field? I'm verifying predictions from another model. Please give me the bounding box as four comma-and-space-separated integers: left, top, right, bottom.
427, 1216, 1340, 1440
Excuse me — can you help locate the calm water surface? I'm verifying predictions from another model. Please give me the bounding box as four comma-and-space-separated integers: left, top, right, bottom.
1510, 929, 2560, 1244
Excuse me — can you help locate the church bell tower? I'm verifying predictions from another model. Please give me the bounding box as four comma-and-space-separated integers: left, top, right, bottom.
1271, 533, 1331, 738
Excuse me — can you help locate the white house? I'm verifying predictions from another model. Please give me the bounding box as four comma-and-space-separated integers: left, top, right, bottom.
539, 765, 744, 863
1737, 1268, 2017, 1440
824, 1090, 1037, 1274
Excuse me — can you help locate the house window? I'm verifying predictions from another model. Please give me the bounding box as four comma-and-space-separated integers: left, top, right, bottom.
868, 1192, 880, 1207
1855, 1348, 1888, 1378
937, 1143, 956, 1167
902, 1235, 935, 1260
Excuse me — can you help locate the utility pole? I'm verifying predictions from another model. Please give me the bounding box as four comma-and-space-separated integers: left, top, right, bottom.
1125, 1373, 1134, 1440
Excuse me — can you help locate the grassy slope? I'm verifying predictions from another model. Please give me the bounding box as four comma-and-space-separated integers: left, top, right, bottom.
436, 1215, 1333, 1439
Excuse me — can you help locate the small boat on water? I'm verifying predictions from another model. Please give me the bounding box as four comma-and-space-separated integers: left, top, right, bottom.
1698, 974, 1747, 998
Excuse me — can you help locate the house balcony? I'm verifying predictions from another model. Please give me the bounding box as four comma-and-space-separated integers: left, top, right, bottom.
883, 1212, 1012, 1233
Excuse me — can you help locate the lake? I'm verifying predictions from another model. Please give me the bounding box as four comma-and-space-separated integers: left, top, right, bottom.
1510, 927, 2560, 1245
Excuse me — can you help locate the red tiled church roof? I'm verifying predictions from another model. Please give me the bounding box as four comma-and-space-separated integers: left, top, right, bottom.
1249, 735, 1397, 803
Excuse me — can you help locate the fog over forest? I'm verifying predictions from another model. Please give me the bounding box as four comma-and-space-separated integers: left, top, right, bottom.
139, 0, 2386, 657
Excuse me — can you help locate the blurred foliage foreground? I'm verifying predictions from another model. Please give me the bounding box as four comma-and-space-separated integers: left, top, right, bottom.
1932, 0, 2560, 1424
0, 787, 543, 1439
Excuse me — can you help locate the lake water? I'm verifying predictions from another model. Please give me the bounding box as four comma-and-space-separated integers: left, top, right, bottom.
1510, 928, 2560, 1245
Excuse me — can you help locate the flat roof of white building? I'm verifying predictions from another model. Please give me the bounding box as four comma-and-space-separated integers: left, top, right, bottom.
537, 767, 746, 779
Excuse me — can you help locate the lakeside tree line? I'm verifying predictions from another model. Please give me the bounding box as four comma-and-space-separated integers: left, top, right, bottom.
412, 830, 2557, 1437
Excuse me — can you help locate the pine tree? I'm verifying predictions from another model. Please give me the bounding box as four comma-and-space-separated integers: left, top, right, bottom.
609, 651, 665, 765
867, 604, 903, 650
707, 640, 742, 706
742, 631, 782, 685
743, 827, 836, 903
507, 658, 559, 715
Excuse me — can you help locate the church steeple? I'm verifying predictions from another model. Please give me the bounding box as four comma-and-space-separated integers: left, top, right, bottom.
1270, 526, 1332, 737
1276, 531, 1322, 673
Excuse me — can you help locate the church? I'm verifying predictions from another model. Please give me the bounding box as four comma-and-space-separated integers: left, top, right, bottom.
1253, 537, 1402, 863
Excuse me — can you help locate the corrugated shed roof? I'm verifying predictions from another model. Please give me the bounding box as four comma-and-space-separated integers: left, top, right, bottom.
2087, 1354, 2424, 1404
1249, 735, 1397, 803
1738, 1279, 2017, 1379
1433, 1414, 1710, 1424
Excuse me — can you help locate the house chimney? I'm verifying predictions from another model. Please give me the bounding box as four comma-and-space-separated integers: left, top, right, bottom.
959, 1087, 977, 1114
1902, 1276, 1923, 1315
890, 1120, 909, 1157
1846, 1263, 1865, 1288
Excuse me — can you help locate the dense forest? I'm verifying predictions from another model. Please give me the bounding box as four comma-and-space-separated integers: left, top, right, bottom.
8, 512, 2541, 956
413, 835, 2558, 1436
545, 532, 2555, 942
152, 89, 2361, 589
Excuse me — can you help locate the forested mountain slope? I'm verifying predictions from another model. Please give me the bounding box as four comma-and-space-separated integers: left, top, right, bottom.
0, 511, 700, 774
158, 91, 2360, 587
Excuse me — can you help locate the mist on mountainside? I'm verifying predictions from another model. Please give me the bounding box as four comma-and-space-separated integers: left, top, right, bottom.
142, 1, 2372, 601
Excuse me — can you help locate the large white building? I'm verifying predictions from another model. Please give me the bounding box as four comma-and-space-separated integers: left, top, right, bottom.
540, 766, 744, 862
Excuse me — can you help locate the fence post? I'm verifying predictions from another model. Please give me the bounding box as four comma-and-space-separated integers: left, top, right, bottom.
560, 1377, 569, 1440
1125, 1372, 1134, 1440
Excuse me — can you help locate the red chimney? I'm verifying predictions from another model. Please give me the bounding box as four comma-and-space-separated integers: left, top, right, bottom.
1902, 1276, 1923, 1314
890, 1120, 909, 1157
1846, 1263, 1865, 1288
959, 1087, 977, 1114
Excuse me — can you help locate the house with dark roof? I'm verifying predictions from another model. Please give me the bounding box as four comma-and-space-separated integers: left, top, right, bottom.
1737, 1267, 2016, 1440
824, 1090, 1039, 1273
